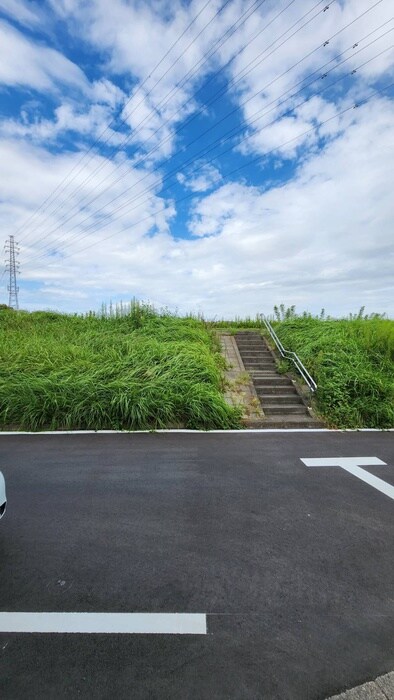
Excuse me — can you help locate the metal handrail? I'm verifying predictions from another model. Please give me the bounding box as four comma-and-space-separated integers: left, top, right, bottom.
260, 315, 317, 393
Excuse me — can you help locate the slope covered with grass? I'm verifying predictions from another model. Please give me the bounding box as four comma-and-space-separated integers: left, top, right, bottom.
273, 317, 394, 428
0, 307, 241, 431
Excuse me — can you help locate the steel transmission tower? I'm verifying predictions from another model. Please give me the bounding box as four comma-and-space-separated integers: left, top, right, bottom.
5, 235, 20, 309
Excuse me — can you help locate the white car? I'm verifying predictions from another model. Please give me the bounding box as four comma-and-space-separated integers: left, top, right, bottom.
0, 471, 6, 518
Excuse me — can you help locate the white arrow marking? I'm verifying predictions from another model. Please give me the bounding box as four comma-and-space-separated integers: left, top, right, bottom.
0, 612, 207, 635
301, 457, 394, 501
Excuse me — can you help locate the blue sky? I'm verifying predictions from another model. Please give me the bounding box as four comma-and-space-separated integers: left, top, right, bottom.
0, 0, 393, 317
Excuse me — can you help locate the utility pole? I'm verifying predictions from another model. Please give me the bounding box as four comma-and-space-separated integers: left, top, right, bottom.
5, 235, 20, 309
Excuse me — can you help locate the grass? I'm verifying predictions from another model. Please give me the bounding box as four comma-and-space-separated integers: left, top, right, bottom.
210, 316, 262, 329
271, 316, 394, 428
0, 305, 242, 431
2, 302, 393, 431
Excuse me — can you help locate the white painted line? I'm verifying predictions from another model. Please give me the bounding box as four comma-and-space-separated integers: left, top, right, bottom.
301, 457, 394, 501
302, 457, 387, 467
0, 429, 331, 434
0, 429, 393, 435
0, 428, 394, 437
0, 612, 207, 635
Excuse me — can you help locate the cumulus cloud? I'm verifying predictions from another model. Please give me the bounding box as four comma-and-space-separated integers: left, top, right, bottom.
0, 135, 170, 261
0, 18, 89, 93
1, 96, 392, 317
0, 0, 43, 28
0, 19, 127, 146
184, 97, 394, 315
45, 0, 254, 158
0, 100, 127, 146
177, 163, 222, 192
223, 0, 394, 158
0, 0, 393, 318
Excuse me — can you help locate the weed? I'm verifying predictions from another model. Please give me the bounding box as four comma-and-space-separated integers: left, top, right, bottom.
273, 316, 394, 428
0, 306, 242, 431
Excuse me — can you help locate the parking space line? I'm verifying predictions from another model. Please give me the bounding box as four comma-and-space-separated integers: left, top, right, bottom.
301, 457, 394, 501
0, 612, 207, 635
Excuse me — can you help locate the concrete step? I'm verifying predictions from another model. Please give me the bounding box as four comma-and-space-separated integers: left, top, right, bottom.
253, 385, 297, 394
263, 405, 308, 415
236, 342, 266, 348
244, 366, 277, 372
238, 352, 273, 359
251, 377, 284, 383
242, 358, 274, 364
243, 413, 324, 428
240, 360, 273, 366
257, 394, 304, 405
240, 354, 274, 359
251, 375, 293, 385
237, 342, 269, 346
254, 417, 323, 428
230, 332, 325, 429
235, 332, 262, 337
242, 357, 276, 372
239, 350, 274, 360
236, 342, 264, 346
236, 344, 266, 350
242, 359, 276, 366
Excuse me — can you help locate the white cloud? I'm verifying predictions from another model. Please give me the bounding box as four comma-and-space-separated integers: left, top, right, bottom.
0, 19, 89, 93
38, 286, 88, 299
222, 0, 394, 158
0, 1, 393, 318
0, 0, 42, 28
45, 0, 251, 158
0, 100, 126, 145
91, 78, 125, 108
177, 163, 222, 192
1, 96, 392, 318
2, 0, 392, 158
182, 97, 394, 315
0, 135, 169, 260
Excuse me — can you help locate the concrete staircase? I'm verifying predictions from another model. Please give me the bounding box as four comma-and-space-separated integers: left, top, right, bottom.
234, 331, 323, 428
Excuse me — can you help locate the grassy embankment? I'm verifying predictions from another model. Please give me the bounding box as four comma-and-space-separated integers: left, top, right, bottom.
271, 316, 394, 428
0, 306, 242, 431
211, 308, 394, 428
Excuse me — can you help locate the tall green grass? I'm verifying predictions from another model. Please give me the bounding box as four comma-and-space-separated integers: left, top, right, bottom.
0, 306, 241, 431
210, 316, 262, 329
272, 317, 394, 428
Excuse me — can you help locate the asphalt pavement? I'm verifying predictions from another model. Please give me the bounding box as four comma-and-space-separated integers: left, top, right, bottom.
0, 431, 393, 699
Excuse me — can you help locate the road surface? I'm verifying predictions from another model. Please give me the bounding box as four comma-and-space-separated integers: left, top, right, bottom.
0, 431, 393, 699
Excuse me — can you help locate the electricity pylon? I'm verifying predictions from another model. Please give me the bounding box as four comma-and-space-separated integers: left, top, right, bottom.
5, 236, 20, 309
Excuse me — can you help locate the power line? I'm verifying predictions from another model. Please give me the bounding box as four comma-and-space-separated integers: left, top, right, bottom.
12, 0, 215, 239
97, 24, 394, 220
28, 82, 394, 276
20, 0, 333, 246
17, 0, 278, 244
24, 27, 393, 260
25, 38, 393, 264
25, 74, 394, 273
29, 0, 386, 248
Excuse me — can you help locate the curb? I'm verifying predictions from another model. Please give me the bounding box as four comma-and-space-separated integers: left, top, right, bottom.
0, 429, 393, 435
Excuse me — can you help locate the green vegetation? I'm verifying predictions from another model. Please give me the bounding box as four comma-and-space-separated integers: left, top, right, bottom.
272, 314, 394, 428
210, 315, 262, 329
2, 301, 393, 431
0, 304, 241, 431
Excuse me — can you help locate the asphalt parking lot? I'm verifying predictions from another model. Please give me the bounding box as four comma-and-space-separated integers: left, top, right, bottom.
0, 431, 393, 699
